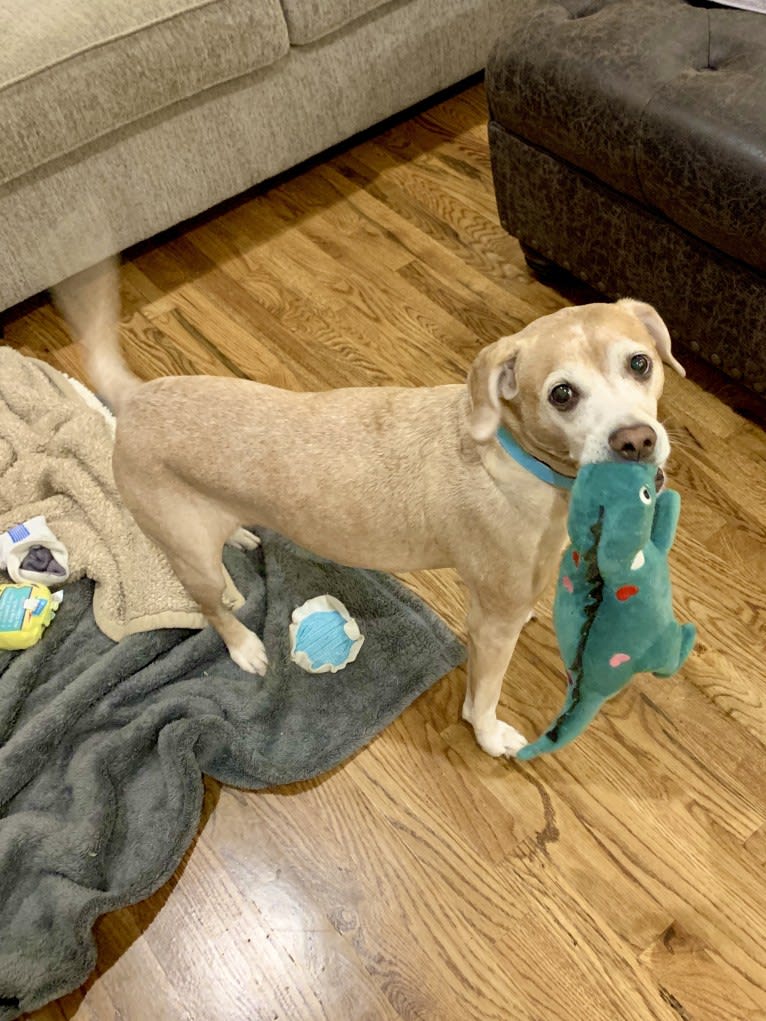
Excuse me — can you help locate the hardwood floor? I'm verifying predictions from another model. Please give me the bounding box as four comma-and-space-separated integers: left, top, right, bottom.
6, 81, 766, 1021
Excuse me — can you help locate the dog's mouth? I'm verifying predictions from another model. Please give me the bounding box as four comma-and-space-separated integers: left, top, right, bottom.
595, 455, 666, 490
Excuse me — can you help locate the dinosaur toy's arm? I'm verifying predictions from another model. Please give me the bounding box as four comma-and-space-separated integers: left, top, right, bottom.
651, 489, 681, 553
597, 488, 679, 577
644, 620, 697, 678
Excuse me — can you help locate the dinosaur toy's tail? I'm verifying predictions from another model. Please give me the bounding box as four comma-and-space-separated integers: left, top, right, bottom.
517, 680, 605, 761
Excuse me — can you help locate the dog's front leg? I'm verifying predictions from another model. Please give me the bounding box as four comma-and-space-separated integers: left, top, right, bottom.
462, 589, 531, 758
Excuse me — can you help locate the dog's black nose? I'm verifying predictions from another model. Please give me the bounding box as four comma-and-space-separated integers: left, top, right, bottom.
609, 424, 657, 462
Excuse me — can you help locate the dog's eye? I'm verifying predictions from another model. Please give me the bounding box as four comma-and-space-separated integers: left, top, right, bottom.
549, 383, 577, 409
629, 353, 652, 377
639, 486, 652, 505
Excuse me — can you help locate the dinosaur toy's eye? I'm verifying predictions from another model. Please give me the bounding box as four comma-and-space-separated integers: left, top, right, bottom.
639, 486, 652, 505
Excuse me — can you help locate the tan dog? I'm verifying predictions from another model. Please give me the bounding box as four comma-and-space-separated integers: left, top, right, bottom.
55, 260, 684, 758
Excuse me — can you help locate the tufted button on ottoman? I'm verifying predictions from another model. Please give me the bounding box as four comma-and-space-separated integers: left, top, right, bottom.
487, 0, 766, 394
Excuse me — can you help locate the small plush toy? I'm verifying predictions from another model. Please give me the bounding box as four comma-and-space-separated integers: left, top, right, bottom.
289, 594, 364, 673
0, 516, 69, 586
517, 461, 696, 760
0, 582, 63, 650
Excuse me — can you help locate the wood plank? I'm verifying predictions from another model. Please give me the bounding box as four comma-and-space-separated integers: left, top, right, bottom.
640, 922, 766, 1021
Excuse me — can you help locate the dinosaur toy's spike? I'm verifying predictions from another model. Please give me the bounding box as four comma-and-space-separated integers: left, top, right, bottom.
519, 461, 696, 761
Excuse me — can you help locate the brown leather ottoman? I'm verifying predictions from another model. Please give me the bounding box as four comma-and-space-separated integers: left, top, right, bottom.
487, 0, 766, 395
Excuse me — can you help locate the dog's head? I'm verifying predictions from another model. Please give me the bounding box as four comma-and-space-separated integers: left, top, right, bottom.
468, 299, 684, 478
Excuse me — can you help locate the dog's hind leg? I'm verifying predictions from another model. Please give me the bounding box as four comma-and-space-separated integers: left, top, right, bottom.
227, 527, 261, 551
126, 487, 268, 675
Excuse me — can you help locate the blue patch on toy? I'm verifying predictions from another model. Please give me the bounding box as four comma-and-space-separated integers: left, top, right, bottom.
294, 610, 355, 670
289, 595, 364, 674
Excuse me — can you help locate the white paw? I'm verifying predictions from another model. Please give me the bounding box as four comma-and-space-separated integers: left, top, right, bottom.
229, 630, 269, 675
474, 720, 528, 759
228, 528, 261, 551
461, 695, 474, 724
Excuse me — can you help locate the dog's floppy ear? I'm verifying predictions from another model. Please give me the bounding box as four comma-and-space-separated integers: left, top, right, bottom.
468, 334, 524, 442
617, 298, 686, 377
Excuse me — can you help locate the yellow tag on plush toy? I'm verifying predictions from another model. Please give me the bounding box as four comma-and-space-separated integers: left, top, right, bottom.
0, 582, 62, 650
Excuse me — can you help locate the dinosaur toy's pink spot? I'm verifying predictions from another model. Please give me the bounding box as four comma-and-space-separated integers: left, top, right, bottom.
609, 653, 631, 668
562, 575, 574, 593
572, 551, 580, 567
616, 585, 639, 601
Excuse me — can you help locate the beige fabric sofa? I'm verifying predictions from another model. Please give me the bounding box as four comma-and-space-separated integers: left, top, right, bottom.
1, 0, 508, 311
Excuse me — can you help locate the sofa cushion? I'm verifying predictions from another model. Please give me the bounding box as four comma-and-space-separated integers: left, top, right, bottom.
487, 0, 766, 273
279, 0, 395, 44
0, 0, 290, 185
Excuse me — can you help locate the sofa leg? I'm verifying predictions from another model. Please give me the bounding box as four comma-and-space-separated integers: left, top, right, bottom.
520, 242, 564, 283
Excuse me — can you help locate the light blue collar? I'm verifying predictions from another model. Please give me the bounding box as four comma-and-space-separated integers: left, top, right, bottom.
496, 426, 575, 491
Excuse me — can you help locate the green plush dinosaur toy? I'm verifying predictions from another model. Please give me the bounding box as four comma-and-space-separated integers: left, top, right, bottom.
517, 461, 696, 761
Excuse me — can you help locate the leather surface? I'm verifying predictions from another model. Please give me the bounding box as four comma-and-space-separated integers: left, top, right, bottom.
486, 0, 766, 272
490, 122, 766, 394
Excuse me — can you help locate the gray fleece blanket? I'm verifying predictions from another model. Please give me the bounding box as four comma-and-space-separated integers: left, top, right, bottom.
0, 532, 464, 1018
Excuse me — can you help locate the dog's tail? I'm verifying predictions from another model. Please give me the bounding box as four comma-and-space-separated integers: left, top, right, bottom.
53, 256, 139, 414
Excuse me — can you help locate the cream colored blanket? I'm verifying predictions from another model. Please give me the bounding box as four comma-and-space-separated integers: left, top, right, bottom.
0, 347, 215, 640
